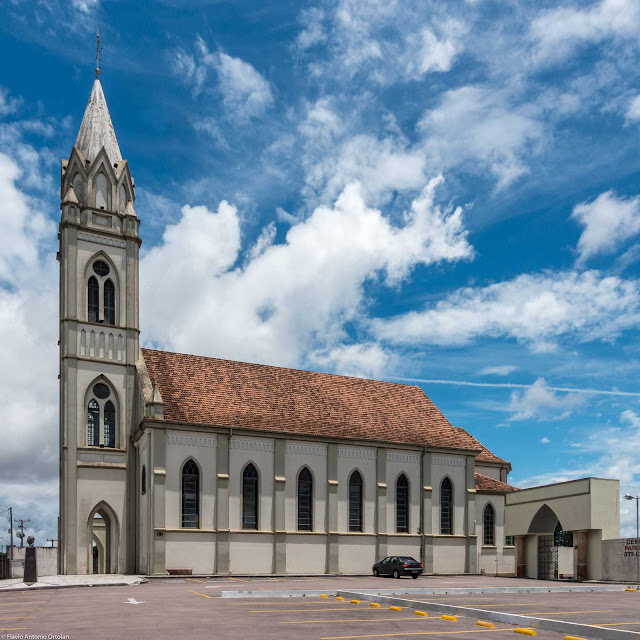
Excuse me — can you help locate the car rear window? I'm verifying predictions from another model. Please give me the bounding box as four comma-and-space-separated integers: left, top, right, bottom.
398, 556, 417, 563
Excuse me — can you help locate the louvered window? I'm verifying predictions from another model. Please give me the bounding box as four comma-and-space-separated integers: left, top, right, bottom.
87, 399, 99, 446
104, 279, 115, 325
103, 401, 116, 448
88, 276, 99, 322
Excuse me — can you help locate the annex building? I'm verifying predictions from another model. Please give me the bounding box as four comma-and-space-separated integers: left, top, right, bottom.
57, 78, 615, 578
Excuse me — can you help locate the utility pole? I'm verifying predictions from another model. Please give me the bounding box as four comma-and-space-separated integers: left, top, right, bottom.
47, 539, 57, 548
8, 507, 13, 560
16, 519, 30, 548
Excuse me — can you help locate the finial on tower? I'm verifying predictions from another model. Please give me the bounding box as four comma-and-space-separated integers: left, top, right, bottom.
95, 30, 101, 78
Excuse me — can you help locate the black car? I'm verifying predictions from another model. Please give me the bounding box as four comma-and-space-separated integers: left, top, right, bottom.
372, 555, 423, 579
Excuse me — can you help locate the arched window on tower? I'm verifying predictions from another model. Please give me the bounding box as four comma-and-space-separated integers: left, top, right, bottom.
141, 465, 147, 495
396, 474, 409, 533
440, 478, 453, 535
483, 503, 495, 546
348, 471, 363, 532
297, 467, 313, 531
87, 399, 99, 446
88, 276, 99, 323
242, 464, 259, 530
118, 184, 127, 212
86, 381, 117, 448
95, 173, 110, 210
104, 279, 115, 325
181, 460, 199, 529
72, 172, 85, 203
103, 401, 116, 448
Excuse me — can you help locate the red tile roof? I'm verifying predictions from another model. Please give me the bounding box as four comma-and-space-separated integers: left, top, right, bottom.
475, 472, 518, 494
453, 426, 509, 465
142, 348, 509, 460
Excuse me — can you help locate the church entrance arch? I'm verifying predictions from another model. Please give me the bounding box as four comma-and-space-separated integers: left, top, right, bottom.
87, 502, 118, 574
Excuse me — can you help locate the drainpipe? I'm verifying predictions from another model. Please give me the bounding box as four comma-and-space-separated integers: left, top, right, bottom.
419, 446, 425, 567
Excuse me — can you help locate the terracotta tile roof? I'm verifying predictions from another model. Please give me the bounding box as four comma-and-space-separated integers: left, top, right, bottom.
453, 426, 510, 465
142, 348, 492, 452
475, 472, 518, 494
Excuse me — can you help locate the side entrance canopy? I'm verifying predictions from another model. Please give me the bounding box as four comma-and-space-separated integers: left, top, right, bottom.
505, 477, 619, 581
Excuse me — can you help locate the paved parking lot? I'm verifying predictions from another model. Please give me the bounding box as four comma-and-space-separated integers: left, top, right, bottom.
0, 578, 636, 640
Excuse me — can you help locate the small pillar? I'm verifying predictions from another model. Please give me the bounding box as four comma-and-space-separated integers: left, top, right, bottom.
515, 535, 526, 577
575, 530, 588, 581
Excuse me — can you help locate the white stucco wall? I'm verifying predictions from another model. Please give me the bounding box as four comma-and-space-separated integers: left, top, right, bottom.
337, 447, 376, 533
385, 450, 421, 534
431, 456, 467, 535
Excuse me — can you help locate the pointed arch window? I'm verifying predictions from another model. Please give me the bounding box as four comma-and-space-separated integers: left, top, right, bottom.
95, 173, 110, 210
104, 279, 115, 325
440, 478, 453, 535
348, 471, 363, 532
242, 464, 259, 530
118, 184, 127, 212
141, 465, 147, 495
181, 460, 200, 528
483, 503, 495, 546
86, 382, 117, 448
72, 172, 85, 203
88, 276, 99, 323
87, 399, 99, 446
396, 474, 409, 533
297, 467, 313, 531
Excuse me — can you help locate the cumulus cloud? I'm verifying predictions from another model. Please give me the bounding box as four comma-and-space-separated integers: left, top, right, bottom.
508, 377, 586, 421
530, 0, 640, 64
627, 95, 640, 122
372, 270, 640, 351
306, 343, 397, 378
170, 36, 273, 121
572, 190, 640, 264
540, 437, 551, 444
141, 176, 472, 366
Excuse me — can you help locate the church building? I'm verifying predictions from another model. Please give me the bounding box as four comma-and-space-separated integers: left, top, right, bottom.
58, 78, 518, 576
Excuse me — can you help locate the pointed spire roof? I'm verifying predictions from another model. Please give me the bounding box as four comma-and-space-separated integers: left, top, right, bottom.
75, 79, 122, 166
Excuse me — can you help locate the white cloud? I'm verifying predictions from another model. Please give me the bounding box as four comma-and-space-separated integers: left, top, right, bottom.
478, 365, 518, 376
141, 176, 472, 366
191, 117, 229, 149
530, 0, 640, 65
306, 343, 396, 378
0, 87, 22, 117
296, 7, 326, 51
215, 51, 274, 121
418, 86, 543, 190
404, 21, 465, 78
71, 0, 99, 14
540, 437, 550, 444
572, 190, 640, 264
170, 37, 273, 121
626, 95, 640, 122
508, 377, 586, 421
372, 270, 640, 350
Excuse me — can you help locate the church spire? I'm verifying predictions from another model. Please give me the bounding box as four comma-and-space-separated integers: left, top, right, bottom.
74, 78, 122, 166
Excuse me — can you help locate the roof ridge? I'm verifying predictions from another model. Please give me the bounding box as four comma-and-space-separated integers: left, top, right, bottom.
140, 346, 421, 390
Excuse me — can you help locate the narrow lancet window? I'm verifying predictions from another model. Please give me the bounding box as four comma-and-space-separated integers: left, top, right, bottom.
88, 276, 99, 322
297, 467, 313, 531
103, 401, 116, 448
483, 503, 495, 546
87, 399, 99, 446
242, 464, 259, 530
348, 471, 363, 532
440, 478, 453, 535
396, 474, 409, 533
104, 279, 115, 325
181, 460, 200, 528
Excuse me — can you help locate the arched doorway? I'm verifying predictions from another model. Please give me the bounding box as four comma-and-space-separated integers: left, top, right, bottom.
528, 504, 560, 580
87, 502, 118, 574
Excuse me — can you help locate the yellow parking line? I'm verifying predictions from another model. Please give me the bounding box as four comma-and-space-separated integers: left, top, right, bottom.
186, 578, 207, 584
281, 617, 440, 624
514, 610, 613, 616
321, 627, 514, 639
227, 577, 252, 583
0, 616, 34, 620
251, 607, 364, 613
187, 590, 214, 599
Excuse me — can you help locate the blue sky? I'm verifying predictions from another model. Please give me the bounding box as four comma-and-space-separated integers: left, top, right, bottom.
1, 0, 640, 546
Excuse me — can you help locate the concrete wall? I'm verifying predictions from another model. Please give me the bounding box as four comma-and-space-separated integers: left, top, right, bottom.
10, 547, 58, 578
602, 538, 640, 581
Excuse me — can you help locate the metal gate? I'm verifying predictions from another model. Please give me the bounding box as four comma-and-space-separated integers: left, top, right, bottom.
537, 535, 558, 580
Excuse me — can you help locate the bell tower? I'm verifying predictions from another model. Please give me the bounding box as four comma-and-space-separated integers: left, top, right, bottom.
58, 77, 140, 574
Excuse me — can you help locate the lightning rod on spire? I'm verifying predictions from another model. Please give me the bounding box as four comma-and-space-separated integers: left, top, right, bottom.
95, 30, 101, 78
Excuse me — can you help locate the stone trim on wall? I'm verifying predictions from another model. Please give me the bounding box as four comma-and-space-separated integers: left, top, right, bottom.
285, 443, 327, 456
337, 448, 376, 460
230, 438, 274, 452
386, 452, 420, 464
165, 434, 217, 448
78, 231, 127, 248
433, 456, 465, 468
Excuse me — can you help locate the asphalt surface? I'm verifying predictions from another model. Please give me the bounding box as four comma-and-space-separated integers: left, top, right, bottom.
0, 578, 636, 640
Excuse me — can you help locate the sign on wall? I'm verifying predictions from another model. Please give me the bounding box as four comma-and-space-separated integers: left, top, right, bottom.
617, 539, 639, 558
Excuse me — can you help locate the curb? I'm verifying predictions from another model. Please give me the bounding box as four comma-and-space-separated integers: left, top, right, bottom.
0, 578, 148, 593
336, 590, 637, 640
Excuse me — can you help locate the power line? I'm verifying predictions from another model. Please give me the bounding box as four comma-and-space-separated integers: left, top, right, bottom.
0, 487, 59, 513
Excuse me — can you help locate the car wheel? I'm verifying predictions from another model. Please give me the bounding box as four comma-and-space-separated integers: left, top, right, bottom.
373, 568, 379, 577
412, 574, 419, 579
393, 569, 400, 579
